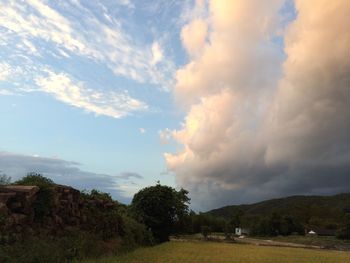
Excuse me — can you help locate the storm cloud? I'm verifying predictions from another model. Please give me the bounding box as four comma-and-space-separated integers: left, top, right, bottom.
165, 0, 350, 210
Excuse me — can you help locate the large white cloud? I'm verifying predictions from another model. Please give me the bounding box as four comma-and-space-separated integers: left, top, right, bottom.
165, 0, 350, 210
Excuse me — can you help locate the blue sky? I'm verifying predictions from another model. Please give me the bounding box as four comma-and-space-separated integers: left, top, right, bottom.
3, 0, 348, 212
0, 0, 193, 201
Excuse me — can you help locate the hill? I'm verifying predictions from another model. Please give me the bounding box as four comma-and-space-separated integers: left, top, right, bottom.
206, 193, 350, 229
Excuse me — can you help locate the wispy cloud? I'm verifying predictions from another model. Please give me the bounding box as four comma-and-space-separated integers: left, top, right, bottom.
0, 62, 12, 81
0, 0, 175, 89
35, 70, 148, 118
117, 172, 143, 180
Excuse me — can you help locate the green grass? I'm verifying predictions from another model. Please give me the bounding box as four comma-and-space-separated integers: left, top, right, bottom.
83, 241, 350, 263
254, 235, 350, 247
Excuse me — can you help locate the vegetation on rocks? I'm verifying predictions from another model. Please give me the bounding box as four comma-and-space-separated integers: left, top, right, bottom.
0, 173, 156, 262
15, 173, 55, 220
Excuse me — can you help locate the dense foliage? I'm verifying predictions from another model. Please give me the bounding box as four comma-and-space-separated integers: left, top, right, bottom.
81, 189, 153, 245
250, 213, 304, 236
337, 215, 350, 239
1, 174, 153, 262
207, 194, 350, 235
14, 173, 55, 220
130, 183, 190, 242
14, 173, 55, 187
0, 231, 110, 263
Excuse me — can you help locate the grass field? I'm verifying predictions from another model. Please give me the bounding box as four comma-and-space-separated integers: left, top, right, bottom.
254, 235, 350, 248
83, 241, 350, 263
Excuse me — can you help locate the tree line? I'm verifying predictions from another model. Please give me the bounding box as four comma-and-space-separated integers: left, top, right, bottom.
2, 173, 350, 241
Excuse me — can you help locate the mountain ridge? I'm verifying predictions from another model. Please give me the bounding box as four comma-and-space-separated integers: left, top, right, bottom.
206, 193, 350, 228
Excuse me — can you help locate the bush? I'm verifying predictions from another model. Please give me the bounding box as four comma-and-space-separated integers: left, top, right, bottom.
0, 174, 11, 185
336, 215, 350, 240
80, 190, 122, 239
223, 223, 235, 240
15, 173, 55, 221
15, 173, 54, 188
81, 189, 113, 202
0, 231, 106, 263
81, 189, 154, 246
201, 226, 212, 239
120, 214, 154, 248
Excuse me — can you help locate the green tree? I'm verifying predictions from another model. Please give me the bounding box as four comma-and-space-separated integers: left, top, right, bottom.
337, 215, 350, 239
223, 222, 235, 240
229, 209, 244, 228
130, 183, 190, 242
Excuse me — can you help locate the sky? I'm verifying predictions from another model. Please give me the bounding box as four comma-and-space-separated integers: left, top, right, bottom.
1, 0, 349, 210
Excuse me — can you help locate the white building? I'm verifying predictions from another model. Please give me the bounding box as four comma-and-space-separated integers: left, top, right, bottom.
235, 227, 250, 236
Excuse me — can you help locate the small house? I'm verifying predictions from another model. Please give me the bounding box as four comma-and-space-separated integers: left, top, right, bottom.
235, 227, 250, 236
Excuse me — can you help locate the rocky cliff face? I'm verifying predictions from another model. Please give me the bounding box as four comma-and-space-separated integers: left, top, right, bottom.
0, 186, 40, 228
0, 185, 120, 241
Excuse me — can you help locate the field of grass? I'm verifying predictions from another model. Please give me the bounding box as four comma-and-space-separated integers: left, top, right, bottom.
83, 241, 350, 263
254, 235, 350, 248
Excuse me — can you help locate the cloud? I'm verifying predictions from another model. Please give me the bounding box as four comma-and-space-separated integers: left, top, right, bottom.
117, 172, 143, 180
0, 0, 175, 93
35, 70, 147, 118
0, 0, 91, 57
159, 128, 173, 144
139, 128, 146, 134
118, 0, 135, 9
0, 0, 172, 89
0, 151, 130, 203
264, 0, 350, 166
165, 0, 350, 210
181, 19, 208, 57
151, 42, 163, 65
0, 63, 12, 81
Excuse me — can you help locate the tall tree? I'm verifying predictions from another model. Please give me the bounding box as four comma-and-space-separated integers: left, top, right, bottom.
130, 183, 190, 242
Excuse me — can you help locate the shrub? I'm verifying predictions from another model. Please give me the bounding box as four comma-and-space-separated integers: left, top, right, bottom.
336, 215, 350, 240
15, 173, 54, 188
120, 214, 154, 248
0, 231, 106, 263
0, 174, 11, 185
14, 173, 55, 220
201, 226, 212, 239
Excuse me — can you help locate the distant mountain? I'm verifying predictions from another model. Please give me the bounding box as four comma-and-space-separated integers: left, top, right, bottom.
206, 193, 350, 228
